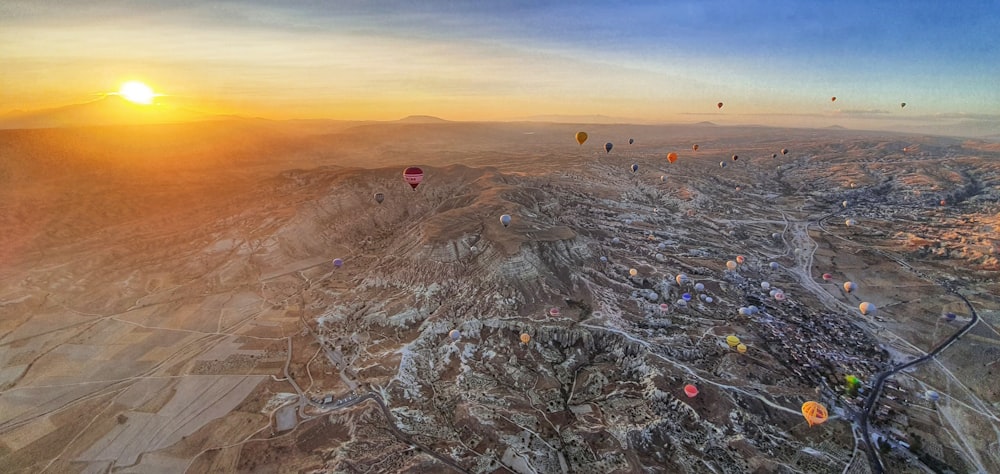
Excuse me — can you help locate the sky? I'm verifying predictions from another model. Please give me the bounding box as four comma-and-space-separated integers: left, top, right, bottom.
2, 0, 999, 128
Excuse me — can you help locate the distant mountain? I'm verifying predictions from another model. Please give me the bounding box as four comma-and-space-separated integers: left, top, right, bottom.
514, 114, 646, 124
694, 121, 717, 126
396, 115, 450, 123
0, 96, 217, 129
826, 125, 848, 129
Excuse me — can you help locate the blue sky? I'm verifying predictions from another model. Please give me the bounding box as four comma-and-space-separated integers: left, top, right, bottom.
2, 0, 998, 127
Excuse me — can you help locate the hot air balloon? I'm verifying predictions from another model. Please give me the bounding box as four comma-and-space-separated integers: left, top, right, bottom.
629, 268, 638, 277
694, 283, 705, 292
761, 281, 771, 290
629, 138, 634, 145
599, 256, 608, 263
736, 255, 745, 265
520, 333, 531, 344
575, 131, 588, 145
403, 167, 424, 190
771, 153, 778, 158
549, 307, 560, 316
845, 218, 856, 226
726, 335, 741, 347
692, 144, 699, 151
844, 281, 857, 293
926, 390, 940, 401
769, 261, 779, 270
374, 192, 385, 204
667, 152, 678, 163
659, 303, 669, 312
660, 175, 667, 181
845, 375, 861, 395
449, 329, 461, 341
684, 384, 699, 398
842, 201, 848, 208
605, 142, 613, 153
859, 302, 876, 315
774, 291, 786, 301
726, 260, 737, 270
333, 258, 344, 268
720, 161, 727, 168
630, 163, 639, 173
732, 154, 739, 161
781, 148, 788, 155
675, 274, 688, 285
802, 401, 828, 427
944, 312, 956, 321
500, 214, 512, 227
900, 102, 907, 108
822, 273, 833, 282
831, 96, 837, 102
682, 293, 692, 301
717, 102, 724, 109
705, 297, 713, 303
736, 343, 747, 354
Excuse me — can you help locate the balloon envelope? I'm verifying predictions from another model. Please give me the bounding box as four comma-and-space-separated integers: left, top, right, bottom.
630, 163, 639, 173
449, 329, 461, 341
726, 261, 737, 270
717, 102, 724, 109
629, 268, 638, 277
605, 142, 613, 153
732, 154, 739, 161
720, 162, 727, 168
659, 303, 669, 311
403, 167, 424, 189
901, 102, 907, 108
629, 138, 634, 145
831, 96, 837, 102
945, 312, 956, 321
736, 255, 745, 264
692, 144, 699, 151
549, 307, 560, 316
575, 131, 588, 145
769, 261, 779, 270
520, 333, 531, 344
736, 343, 747, 353
726, 335, 740, 347
684, 384, 699, 397
844, 281, 857, 293
374, 192, 385, 204
802, 401, 828, 427
859, 302, 876, 315
772, 153, 778, 158
333, 258, 344, 268
682, 293, 692, 301
781, 148, 789, 155
822, 273, 833, 281
694, 283, 705, 292
667, 152, 678, 163
500, 214, 512, 227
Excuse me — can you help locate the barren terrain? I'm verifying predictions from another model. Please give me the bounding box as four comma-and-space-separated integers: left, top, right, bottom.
1, 119, 998, 473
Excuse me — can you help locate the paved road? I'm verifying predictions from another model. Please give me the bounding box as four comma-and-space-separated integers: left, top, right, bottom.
858, 288, 980, 473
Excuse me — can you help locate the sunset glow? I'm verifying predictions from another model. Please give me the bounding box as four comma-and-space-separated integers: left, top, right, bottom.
117, 81, 156, 105
0, 1, 998, 133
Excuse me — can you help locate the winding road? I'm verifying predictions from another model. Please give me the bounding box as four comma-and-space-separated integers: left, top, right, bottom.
858, 288, 980, 474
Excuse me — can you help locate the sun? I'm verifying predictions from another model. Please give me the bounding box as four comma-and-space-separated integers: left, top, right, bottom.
118, 81, 156, 105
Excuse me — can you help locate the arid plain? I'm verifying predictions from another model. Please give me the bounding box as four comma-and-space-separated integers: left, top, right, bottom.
1, 118, 999, 473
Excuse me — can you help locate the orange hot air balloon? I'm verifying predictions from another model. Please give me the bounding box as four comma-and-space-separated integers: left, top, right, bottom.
735, 255, 745, 265
520, 333, 531, 344
667, 152, 678, 163
801, 401, 828, 427
684, 384, 699, 398
736, 343, 747, 354
692, 144, 699, 151
831, 96, 837, 102
575, 131, 588, 145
